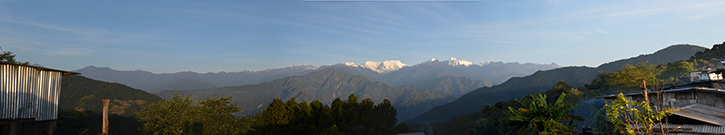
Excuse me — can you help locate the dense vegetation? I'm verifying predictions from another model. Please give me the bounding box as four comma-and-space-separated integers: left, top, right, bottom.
133, 93, 408, 135
501, 93, 584, 135
136, 93, 253, 135
250, 94, 401, 135
55, 109, 143, 135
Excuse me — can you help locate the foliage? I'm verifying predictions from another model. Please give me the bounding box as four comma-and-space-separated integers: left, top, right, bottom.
250, 94, 398, 135
604, 93, 672, 135
55, 109, 143, 135
135, 93, 252, 135
659, 61, 696, 80
501, 93, 584, 135
690, 41, 725, 61
0, 47, 29, 65
607, 62, 665, 91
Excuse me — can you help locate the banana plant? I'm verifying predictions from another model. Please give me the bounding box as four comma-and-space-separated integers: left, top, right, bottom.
501, 93, 584, 135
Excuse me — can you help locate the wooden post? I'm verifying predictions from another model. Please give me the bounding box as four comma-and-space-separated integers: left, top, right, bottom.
102, 99, 110, 135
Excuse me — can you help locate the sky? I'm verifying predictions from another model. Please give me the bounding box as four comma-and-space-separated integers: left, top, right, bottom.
1, 0, 725, 73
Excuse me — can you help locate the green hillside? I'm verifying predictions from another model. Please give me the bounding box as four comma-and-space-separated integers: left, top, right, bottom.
156, 68, 456, 121
597, 44, 705, 71
408, 44, 707, 124
60, 75, 163, 116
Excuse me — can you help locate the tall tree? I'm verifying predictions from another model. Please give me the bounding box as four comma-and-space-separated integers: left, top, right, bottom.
607, 62, 664, 104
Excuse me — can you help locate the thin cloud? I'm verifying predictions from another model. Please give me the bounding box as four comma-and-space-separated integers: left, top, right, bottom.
46, 48, 91, 57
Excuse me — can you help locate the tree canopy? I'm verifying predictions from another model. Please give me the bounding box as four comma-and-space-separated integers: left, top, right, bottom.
251, 94, 399, 135
135, 93, 253, 135
0, 47, 29, 65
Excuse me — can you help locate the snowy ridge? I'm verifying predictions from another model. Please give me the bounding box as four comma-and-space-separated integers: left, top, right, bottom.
444, 57, 474, 66
359, 60, 408, 73
336, 57, 559, 73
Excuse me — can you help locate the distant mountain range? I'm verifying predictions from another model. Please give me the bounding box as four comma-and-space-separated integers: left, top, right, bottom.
407, 44, 707, 124
71, 58, 557, 121
74, 58, 558, 96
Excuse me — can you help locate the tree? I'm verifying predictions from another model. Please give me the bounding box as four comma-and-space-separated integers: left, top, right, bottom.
501, 93, 584, 135
607, 62, 664, 104
251, 94, 397, 135
135, 93, 252, 135
0, 47, 29, 65
604, 93, 671, 135
605, 62, 676, 135
659, 61, 696, 85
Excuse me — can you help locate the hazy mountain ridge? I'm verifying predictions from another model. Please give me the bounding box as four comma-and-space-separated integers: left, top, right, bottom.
156, 68, 456, 121
75, 58, 556, 94
74, 65, 317, 92
408, 44, 708, 124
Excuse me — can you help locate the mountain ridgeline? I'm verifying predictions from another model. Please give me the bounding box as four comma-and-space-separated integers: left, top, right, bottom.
156, 68, 456, 121
407, 44, 707, 124
74, 58, 558, 94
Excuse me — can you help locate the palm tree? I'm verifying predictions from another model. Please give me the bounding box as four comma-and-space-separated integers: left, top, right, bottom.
501, 93, 584, 135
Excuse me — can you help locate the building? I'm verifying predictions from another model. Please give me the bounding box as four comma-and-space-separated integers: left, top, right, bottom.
598, 67, 725, 134
0, 62, 78, 135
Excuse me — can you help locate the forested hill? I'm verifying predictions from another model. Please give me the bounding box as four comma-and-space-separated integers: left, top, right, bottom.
60, 75, 163, 117
156, 68, 457, 121
597, 45, 706, 71
408, 44, 707, 124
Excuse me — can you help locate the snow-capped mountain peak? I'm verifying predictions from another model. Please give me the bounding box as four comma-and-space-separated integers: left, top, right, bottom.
445, 57, 474, 66
359, 60, 408, 73
342, 62, 357, 67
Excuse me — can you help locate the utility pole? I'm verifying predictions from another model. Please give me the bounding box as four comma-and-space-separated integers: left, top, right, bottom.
102, 99, 110, 135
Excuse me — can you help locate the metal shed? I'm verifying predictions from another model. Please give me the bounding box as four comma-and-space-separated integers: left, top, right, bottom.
0, 62, 78, 135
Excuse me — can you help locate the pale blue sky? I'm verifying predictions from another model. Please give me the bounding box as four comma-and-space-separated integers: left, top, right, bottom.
1, 0, 724, 73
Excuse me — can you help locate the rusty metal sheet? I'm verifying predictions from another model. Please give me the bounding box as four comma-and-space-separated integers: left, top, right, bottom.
671, 104, 725, 126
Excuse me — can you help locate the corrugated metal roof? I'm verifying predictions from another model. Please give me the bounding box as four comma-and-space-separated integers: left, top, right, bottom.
654, 124, 725, 134
0, 62, 79, 76
596, 87, 725, 99
670, 104, 725, 126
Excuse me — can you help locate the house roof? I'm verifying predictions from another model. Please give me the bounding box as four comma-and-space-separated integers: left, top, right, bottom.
596, 87, 725, 99
654, 124, 725, 134
0, 62, 79, 76
670, 104, 725, 126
